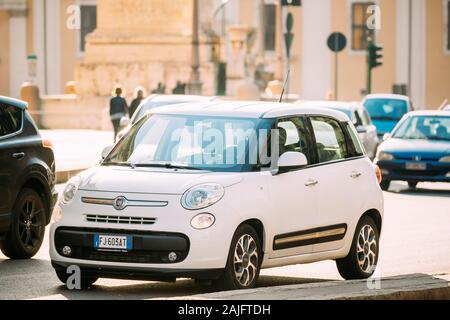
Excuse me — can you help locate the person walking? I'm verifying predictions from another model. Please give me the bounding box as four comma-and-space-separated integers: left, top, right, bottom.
129, 88, 144, 118
110, 87, 128, 140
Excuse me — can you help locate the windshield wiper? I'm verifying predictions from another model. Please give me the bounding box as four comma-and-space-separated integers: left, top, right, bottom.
102, 161, 133, 167
133, 162, 204, 170
371, 116, 401, 121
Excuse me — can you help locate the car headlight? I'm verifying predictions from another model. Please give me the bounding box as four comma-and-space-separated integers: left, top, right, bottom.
191, 213, 215, 230
181, 183, 224, 210
439, 155, 450, 163
377, 151, 394, 161
61, 176, 82, 205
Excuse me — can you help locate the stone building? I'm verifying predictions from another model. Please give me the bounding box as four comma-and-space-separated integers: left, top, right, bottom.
0, 0, 449, 111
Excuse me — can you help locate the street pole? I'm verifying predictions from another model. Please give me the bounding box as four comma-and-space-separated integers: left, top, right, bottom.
188, 0, 203, 95
274, 0, 283, 81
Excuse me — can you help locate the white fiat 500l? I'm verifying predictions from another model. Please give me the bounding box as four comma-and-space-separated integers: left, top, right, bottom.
50, 101, 384, 290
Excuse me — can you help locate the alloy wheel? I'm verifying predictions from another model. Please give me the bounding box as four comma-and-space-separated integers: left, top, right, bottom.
356, 225, 377, 273
17, 196, 44, 249
233, 234, 259, 287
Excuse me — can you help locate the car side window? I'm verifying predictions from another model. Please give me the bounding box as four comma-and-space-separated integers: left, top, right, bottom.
276, 117, 311, 163
310, 116, 347, 163
345, 122, 365, 157
360, 109, 371, 126
0, 103, 23, 138
353, 111, 363, 127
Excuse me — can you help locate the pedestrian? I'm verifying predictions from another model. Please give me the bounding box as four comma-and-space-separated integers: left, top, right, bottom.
129, 88, 145, 117
110, 86, 128, 140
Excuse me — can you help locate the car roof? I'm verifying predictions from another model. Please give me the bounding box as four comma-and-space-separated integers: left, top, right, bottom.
147, 94, 217, 103
364, 93, 410, 101
406, 110, 450, 117
150, 100, 350, 121
0, 96, 28, 109
296, 100, 360, 112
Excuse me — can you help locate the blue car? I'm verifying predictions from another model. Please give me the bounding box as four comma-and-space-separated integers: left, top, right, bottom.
363, 94, 413, 140
375, 111, 450, 190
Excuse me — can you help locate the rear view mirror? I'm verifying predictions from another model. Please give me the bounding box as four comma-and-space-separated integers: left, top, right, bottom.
120, 116, 130, 127
276, 152, 308, 174
101, 145, 114, 159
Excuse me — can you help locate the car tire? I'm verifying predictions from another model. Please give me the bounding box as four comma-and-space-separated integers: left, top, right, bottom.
0, 188, 47, 259
214, 224, 262, 291
380, 180, 390, 191
408, 182, 418, 189
55, 269, 98, 289
336, 216, 379, 280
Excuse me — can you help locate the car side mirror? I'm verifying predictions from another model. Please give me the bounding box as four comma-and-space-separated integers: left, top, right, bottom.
356, 126, 367, 134
383, 133, 391, 141
276, 152, 308, 174
101, 145, 114, 159
119, 116, 130, 127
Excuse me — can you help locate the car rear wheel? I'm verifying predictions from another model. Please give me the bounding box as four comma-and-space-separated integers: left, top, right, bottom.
380, 180, 390, 191
408, 182, 418, 189
55, 269, 98, 289
214, 224, 262, 290
336, 216, 379, 280
0, 188, 46, 259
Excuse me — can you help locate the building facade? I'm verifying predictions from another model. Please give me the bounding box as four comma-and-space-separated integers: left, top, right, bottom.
0, 0, 449, 109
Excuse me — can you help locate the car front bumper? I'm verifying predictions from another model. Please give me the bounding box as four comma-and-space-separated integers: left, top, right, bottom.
49, 190, 238, 278
376, 159, 450, 183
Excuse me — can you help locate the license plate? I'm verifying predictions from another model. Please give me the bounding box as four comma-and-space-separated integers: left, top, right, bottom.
94, 234, 132, 251
405, 162, 427, 171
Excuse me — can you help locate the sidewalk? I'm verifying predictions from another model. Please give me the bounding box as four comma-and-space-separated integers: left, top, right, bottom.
162, 273, 450, 300
41, 130, 113, 183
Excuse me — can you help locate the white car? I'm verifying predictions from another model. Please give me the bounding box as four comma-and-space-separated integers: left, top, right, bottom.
50, 101, 384, 290
297, 101, 379, 159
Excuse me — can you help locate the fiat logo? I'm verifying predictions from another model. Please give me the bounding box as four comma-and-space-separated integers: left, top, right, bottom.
113, 196, 127, 210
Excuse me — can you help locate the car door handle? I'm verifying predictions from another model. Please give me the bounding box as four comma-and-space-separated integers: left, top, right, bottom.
305, 179, 319, 187
12, 152, 25, 160
350, 171, 362, 179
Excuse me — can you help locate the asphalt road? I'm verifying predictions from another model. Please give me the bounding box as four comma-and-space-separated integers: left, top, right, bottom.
0, 182, 449, 300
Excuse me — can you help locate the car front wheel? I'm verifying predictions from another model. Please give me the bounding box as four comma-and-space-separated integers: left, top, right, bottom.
214, 224, 262, 290
336, 216, 379, 280
0, 188, 46, 259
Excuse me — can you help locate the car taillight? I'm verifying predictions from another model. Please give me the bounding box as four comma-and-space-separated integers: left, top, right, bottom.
42, 139, 53, 150
375, 165, 382, 184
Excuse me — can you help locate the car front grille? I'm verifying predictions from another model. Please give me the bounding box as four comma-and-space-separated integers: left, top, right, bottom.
84, 214, 156, 225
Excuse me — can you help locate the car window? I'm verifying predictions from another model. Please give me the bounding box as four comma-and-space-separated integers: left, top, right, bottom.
360, 109, 372, 126
353, 111, 363, 127
276, 117, 311, 163
345, 122, 365, 157
310, 117, 347, 163
0, 103, 23, 137
363, 98, 408, 121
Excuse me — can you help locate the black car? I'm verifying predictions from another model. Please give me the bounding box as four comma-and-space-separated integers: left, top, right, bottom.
0, 96, 58, 259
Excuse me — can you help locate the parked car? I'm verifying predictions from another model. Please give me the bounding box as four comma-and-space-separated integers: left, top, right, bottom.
297, 101, 379, 159
362, 94, 413, 140
0, 96, 58, 259
116, 94, 219, 141
50, 101, 383, 289
375, 110, 450, 190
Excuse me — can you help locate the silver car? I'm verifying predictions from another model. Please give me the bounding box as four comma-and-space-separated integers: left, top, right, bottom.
297, 101, 379, 159
117, 94, 219, 141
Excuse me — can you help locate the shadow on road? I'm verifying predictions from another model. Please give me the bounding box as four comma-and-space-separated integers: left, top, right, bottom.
0, 258, 330, 300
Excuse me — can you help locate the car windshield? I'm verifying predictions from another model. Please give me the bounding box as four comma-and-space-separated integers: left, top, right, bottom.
132, 101, 201, 124
392, 116, 450, 141
364, 98, 408, 121
105, 114, 274, 172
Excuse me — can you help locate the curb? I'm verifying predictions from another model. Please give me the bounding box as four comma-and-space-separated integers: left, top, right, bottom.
55, 169, 86, 184
158, 273, 450, 300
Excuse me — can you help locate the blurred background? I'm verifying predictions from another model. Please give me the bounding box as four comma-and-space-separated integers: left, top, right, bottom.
0, 0, 449, 130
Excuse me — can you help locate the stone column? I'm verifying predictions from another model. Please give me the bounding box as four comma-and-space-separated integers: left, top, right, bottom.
8, 8, 27, 98
188, 0, 203, 95
274, 0, 283, 81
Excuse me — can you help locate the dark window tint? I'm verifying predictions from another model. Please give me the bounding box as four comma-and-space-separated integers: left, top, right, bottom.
0, 104, 23, 137
310, 117, 347, 163
264, 4, 276, 51
80, 5, 97, 52
351, 2, 375, 50
276, 117, 311, 163
447, 1, 450, 51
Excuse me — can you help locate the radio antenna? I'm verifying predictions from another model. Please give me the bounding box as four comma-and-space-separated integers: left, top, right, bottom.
278, 69, 291, 103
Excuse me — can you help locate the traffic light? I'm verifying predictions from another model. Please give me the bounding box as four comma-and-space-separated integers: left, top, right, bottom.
368, 42, 383, 70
